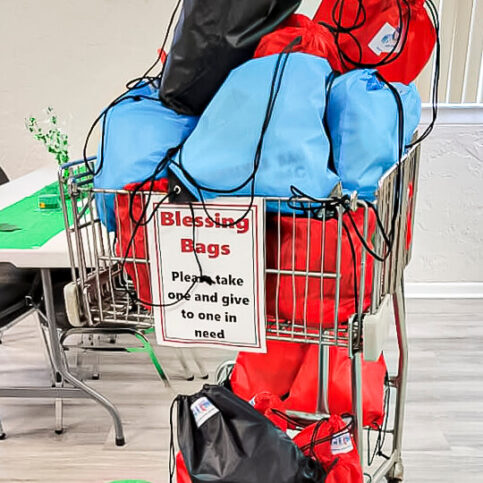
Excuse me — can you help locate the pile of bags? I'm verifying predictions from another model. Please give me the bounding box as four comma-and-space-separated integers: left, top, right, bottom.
173, 384, 363, 483
90, 1, 438, 481
94, 0, 434, 231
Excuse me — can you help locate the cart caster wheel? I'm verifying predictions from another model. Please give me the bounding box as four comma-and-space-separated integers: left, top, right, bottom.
387, 479, 403, 483
116, 437, 126, 447
0, 433, 6, 440
55, 429, 64, 435
200, 374, 209, 380
186, 375, 195, 381
92, 374, 100, 380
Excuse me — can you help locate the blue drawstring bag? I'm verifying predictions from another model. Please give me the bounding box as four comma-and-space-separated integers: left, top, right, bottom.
169, 53, 340, 209
326, 69, 421, 200
94, 83, 198, 231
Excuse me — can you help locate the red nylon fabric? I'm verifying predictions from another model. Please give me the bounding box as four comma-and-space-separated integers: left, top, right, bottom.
293, 415, 363, 483
176, 451, 192, 483
254, 13, 342, 72
231, 339, 308, 400
286, 345, 387, 428
314, 0, 436, 84
249, 391, 289, 431
231, 342, 386, 428
115, 178, 169, 307
265, 208, 375, 329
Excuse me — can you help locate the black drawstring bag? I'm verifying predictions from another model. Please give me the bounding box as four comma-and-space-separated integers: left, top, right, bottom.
170, 384, 326, 483
159, 0, 301, 116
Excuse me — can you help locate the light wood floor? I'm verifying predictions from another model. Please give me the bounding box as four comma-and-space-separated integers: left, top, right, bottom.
0, 299, 482, 483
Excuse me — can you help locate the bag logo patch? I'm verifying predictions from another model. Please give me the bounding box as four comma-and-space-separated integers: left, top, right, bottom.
368, 23, 401, 56
331, 431, 354, 455
191, 397, 220, 428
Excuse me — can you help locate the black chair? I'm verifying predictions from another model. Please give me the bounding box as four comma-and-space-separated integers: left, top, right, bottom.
0, 168, 70, 339
0, 167, 8, 186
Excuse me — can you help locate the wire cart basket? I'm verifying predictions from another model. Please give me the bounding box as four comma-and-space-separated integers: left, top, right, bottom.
60, 143, 420, 482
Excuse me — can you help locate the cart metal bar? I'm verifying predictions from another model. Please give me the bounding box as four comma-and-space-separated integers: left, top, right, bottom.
266, 269, 337, 278
389, 277, 409, 480
0, 387, 91, 399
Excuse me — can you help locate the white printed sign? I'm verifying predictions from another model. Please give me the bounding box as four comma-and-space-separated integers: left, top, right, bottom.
368, 22, 402, 56
147, 197, 266, 352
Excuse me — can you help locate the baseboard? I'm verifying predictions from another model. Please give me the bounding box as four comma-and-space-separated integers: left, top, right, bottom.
405, 282, 483, 299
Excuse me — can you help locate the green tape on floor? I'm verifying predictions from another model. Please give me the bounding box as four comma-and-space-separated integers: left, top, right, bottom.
0, 182, 73, 249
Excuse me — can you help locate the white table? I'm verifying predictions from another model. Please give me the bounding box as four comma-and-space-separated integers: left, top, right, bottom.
0, 165, 125, 445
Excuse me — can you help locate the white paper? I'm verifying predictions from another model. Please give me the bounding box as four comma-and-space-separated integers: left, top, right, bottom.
147, 197, 266, 353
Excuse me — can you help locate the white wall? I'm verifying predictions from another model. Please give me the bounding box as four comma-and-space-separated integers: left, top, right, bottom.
1, 1, 481, 285
406, 118, 483, 285
0, 0, 180, 180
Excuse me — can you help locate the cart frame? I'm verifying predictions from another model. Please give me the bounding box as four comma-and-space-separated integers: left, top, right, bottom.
60, 143, 420, 481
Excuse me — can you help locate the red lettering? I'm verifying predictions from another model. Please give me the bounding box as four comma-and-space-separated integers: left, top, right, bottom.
183, 216, 193, 228
221, 244, 230, 255
160, 212, 174, 226
181, 238, 193, 253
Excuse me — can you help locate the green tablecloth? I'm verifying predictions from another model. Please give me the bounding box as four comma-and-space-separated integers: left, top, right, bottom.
0, 182, 72, 249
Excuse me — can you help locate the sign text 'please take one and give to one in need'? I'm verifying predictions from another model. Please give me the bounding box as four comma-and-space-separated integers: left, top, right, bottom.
147, 197, 266, 352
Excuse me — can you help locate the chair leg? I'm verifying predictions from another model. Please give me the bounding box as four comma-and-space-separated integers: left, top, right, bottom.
0, 414, 6, 439
90, 335, 100, 380
175, 349, 195, 381
192, 350, 209, 379
40, 269, 125, 446
55, 399, 64, 434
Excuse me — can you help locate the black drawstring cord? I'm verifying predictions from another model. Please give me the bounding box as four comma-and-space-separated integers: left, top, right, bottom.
328, 0, 411, 71
342, 222, 360, 326
407, 0, 440, 147
83, 0, 182, 177
170, 36, 302, 230
323, 0, 440, 146
168, 396, 179, 483
299, 416, 354, 453
117, 146, 213, 308
367, 373, 391, 466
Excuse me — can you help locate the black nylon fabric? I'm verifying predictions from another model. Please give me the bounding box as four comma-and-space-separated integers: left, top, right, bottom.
176, 384, 325, 483
159, 0, 301, 115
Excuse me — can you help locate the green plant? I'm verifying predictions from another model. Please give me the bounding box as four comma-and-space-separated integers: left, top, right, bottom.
25, 107, 69, 165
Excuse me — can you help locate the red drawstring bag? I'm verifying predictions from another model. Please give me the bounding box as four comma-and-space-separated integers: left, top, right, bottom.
314, 0, 437, 84
249, 392, 289, 431
254, 13, 342, 72
176, 451, 192, 483
115, 178, 169, 307
293, 415, 363, 483
230, 339, 308, 400
265, 208, 375, 329
285, 345, 387, 428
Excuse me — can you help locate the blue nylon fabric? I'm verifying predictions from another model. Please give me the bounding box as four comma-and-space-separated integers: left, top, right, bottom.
326, 69, 421, 200
169, 53, 339, 209
94, 83, 198, 231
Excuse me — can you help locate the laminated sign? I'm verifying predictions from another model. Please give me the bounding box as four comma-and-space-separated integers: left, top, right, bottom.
147, 197, 266, 352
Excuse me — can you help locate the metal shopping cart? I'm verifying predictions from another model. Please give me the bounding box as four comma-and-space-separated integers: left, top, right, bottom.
59, 143, 420, 481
